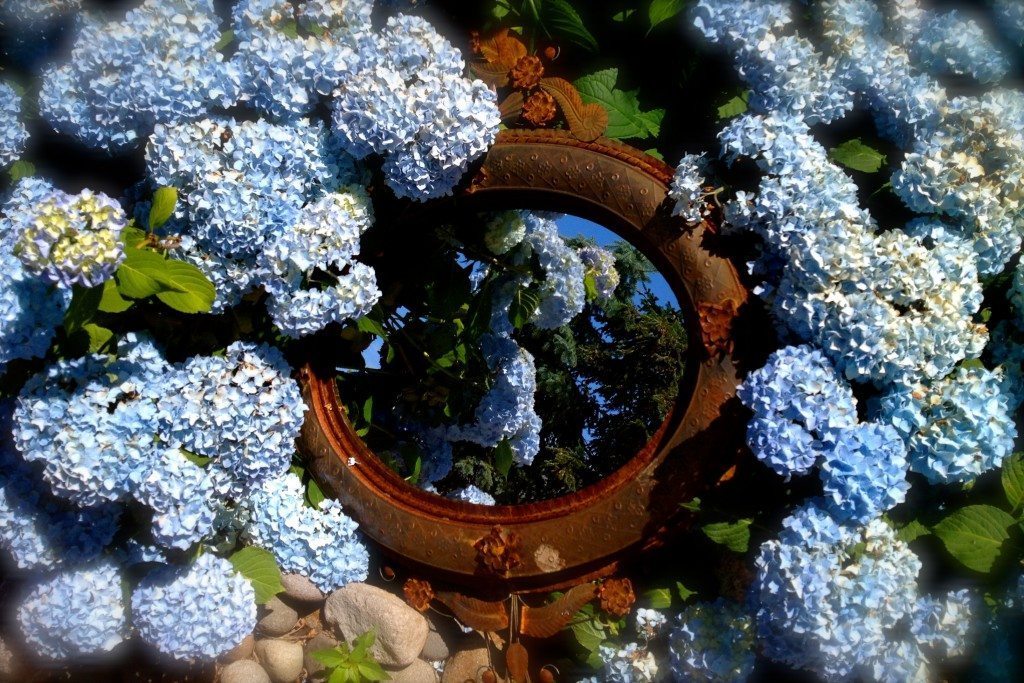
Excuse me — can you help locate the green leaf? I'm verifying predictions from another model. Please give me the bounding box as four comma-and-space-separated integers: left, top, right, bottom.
83, 323, 114, 353
571, 618, 606, 652
229, 546, 285, 604
509, 285, 540, 329
356, 315, 387, 339
643, 148, 665, 161
494, 438, 515, 478
583, 273, 599, 302
612, 9, 636, 22
121, 225, 149, 250
215, 29, 235, 51
716, 91, 749, 120
896, 519, 930, 544
328, 668, 353, 683
642, 587, 672, 609
115, 249, 165, 299
306, 477, 326, 508
98, 279, 133, 313
1002, 453, 1024, 512
8, 159, 35, 182
181, 449, 212, 468
148, 186, 178, 231
153, 258, 216, 313
702, 519, 752, 553
312, 648, 349, 667
933, 505, 1016, 573
675, 581, 695, 601
541, 0, 598, 51
356, 662, 391, 681
362, 396, 374, 424
574, 69, 663, 140
648, 0, 686, 32
63, 285, 103, 332
279, 19, 299, 39
828, 139, 888, 173
679, 497, 701, 513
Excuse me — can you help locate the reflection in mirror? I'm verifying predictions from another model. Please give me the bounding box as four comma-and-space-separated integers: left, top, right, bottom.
336, 211, 688, 504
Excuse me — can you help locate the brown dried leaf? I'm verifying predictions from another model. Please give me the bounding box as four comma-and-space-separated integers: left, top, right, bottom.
519, 583, 598, 638
471, 60, 511, 89
538, 77, 608, 142
499, 91, 525, 122
487, 629, 507, 651
480, 29, 528, 70
434, 591, 510, 632
506, 642, 530, 683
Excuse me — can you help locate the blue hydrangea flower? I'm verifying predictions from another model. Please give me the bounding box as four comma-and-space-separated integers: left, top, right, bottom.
146, 117, 351, 262
597, 642, 660, 683
230, 0, 374, 120
523, 214, 586, 330
668, 599, 755, 682
18, 560, 127, 662
818, 422, 909, 525
870, 365, 1017, 484
0, 82, 28, 169
133, 448, 219, 551
259, 187, 380, 338
13, 337, 177, 507
737, 345, 858, 477
132, 553, 256, 662
911, 589, 977, 659
448, 485, 496, 506
635, 608, 667, 641
244, 471, 369, 593
0, 403, 119, 572
908, 10, 1010, 84
669, 153, 709, 224
4, 177, 127, 288
0, 249, 68, 373
39, 0, 237, 152
162, 341, 307, 498
578, 245, 620, 301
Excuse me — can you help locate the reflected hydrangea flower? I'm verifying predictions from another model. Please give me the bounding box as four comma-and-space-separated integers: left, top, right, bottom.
132, 553, 255, 662
244, 471, 369, 592
524, 214, 586, 330
0, 82, 28, 169
668, 599, 755, 682
448, 485, 496, 506
39, 0, 237, 152
578, 245, 619, 301
484, 211, 528, 255
18, 560, 127, 662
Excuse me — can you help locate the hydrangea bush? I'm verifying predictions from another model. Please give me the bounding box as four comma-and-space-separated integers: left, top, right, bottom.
1, 0, 1023, 680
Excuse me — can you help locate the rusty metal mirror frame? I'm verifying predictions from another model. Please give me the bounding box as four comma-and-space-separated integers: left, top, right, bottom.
298, 129, 749, 594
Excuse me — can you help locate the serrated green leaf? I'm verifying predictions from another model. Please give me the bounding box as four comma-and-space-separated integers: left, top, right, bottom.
571, 618, 606, 652
716, 91, 749, 120
648, 0, 686, 31
357, 662, 390, 681
115, 249, 165, 299
675, 581, 695, 601
98, 279, 133, 313
574, 69, 663, 140
153, 258, 215, 313
702, 519, 752, 553
541, 0, 597, 51
148, 187, 178, 231
1001, 453, 1024, 512
494, 438, 515, 478
121, 225, 149, 249
328, 668, 352, 683
828, 138, 888, 173
933, 505, 1016, 573
8, 159, 35, 182
896, 519, 930, 544
312, 648, 348, 667
229, 546, 284, 604
84, 323, 114, 353
642, 587, 672, 609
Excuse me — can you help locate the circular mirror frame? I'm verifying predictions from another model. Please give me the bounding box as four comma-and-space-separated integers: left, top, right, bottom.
298, 129, 749, 593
